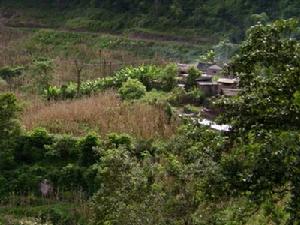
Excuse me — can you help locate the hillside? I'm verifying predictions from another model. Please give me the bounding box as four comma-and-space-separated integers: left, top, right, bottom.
1, 0, 300, 224
1, 0, 300, 42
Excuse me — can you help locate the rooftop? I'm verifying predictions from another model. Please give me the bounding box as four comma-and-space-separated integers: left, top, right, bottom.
196, 75, 213, 82
217, 78, 237, 84
197, 82, 218, 86
208, 65, 222, 70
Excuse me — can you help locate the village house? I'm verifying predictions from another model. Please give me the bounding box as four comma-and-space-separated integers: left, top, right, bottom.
217, 78, 238, 89
177, 63, 240, 97
217, 78, 240, 96
206, 64, 222, 76
196, 62, 223, 76
196, 76, 239, 97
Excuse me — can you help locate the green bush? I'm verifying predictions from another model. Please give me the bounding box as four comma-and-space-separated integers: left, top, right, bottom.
158, 63, 178, 91
44, 86, 61, 100
0, 93, 21, 170
14, 128, 53, 164
140, 90, 172, 105
183, 104, 199, 114
58, 164, 84, 189
0, 66, 23, 81
118, 78, 146, 100
186, 67, 201, 90
169, 87, 204, 106
185, 88, 205, 105
78, 133, 101, 167
46, 135, 79, 163
107, 133, 133, 149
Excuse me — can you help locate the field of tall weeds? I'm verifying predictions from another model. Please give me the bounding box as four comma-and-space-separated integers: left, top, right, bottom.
22, 91, 178, 139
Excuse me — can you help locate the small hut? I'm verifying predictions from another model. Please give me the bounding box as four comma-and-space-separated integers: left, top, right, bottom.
207, 65, 222, 76
217, 78, 238, 89
217, 78, 240, 96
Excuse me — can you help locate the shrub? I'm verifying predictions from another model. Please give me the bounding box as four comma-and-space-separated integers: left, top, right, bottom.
183, 104, 199, 114
141, 90, 172, 105
113, 65, 160, 90
118, 78, 146, 100
31, 58, 53, 93
44, 86, 61, 100
0, 93, 21, 170
79, 133, 101, 167
158, 63, 178, 91
46, 135, 79, 163
14, 128, 53, 164
185, 88, 205, 105
169, 87, 205, 106
168, 87, 185, 105
58, 164, 84, 189
107, 133, 133, 149
0, 66, 24, 89
186, 67, 201, 90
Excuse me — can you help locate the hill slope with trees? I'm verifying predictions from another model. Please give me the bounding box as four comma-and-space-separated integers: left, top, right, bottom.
1, 0, 300, 42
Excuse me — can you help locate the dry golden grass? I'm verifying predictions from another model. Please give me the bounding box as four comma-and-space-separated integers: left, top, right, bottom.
51, 48, 167, 86
0, 26, 32, 67
22, 91, 178, 139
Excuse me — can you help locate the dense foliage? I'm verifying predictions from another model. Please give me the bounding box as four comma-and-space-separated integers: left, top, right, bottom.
216, 19, 300, 224
218, 19, 300, 132
2, 0, 300, 41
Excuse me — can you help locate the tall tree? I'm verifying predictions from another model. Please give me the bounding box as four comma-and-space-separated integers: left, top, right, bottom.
217, 19, 300, 224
